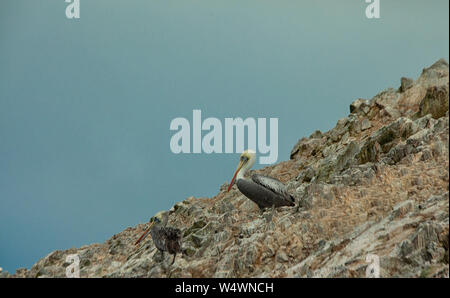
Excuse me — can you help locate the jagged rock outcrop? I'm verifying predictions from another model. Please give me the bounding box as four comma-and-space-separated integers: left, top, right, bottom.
3, 59, 449, 278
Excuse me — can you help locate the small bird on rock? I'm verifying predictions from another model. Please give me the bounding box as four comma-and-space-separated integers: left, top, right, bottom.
135, 211, 182, 265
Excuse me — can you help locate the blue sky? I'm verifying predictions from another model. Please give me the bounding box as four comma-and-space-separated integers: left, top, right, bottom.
0, 0, 448, 273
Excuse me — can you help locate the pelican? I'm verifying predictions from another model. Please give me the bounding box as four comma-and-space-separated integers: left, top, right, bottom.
227, 149, 296, 209
135, 211, 182, 265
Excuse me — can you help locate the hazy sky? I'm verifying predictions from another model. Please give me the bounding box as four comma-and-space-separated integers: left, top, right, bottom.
0, 0, 448, 273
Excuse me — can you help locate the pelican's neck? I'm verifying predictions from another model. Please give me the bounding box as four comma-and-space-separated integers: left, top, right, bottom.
236, 163, 251, 181
154, 212, 169, 228
161, 213, 169, 227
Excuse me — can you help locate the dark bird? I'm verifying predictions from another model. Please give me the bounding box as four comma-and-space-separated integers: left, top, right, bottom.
227, 149, 295, 209
135, 211, 182, 265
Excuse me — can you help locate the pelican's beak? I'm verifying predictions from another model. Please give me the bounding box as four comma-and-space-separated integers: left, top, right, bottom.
135, 221, 155, 245
227, 160, 244, 192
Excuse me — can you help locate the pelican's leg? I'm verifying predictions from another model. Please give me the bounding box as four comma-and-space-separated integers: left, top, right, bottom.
270, 204, 276, 219
261, 207, 273, 233
153, 249, 165, 263
259, 207, 265, 216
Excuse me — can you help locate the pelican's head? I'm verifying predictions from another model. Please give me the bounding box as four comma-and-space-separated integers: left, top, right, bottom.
135, 210, 169, 245
227, 149, 256, 192
149, 211, 168, 227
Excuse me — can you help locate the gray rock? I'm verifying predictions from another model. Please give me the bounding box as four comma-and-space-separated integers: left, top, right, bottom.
372, 88, 400, 108
296, 166, 316, 183
328, 118, 349, 143
310, 130, 323, 139
382, 106, 401, 119
361, 118, 372, 131
290, 137, 324, 159
316, 141, 359, 182
276, 250, 289, 262
400, 77, 414, 92
391, 200, 414, 219
420, 148, 433, 161
417, 58, 449, 89
350, 98, 371, 115
357, 117, 417, 164
417, 85, 449, 119
385, 143, 416, 165
348, 115, 362, 135
0, 268, 10, 278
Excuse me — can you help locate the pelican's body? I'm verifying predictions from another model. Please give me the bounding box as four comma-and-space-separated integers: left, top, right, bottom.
227, 150, 295, 209
135, 211, 182, 264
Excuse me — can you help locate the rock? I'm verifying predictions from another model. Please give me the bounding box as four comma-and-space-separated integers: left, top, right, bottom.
417, 58, 449, 89
420, 148, 433, 161
357, 117, 417, 164
330, 163, 376, 186
316, 141, 360, 182
276, 250, 289, 262
372, 88, 399, 108
381, 106, 401, 119
391, 200, 414, 219
400, 239, 414, 257
397, 84, 427, 111
328, 118, 349, 143
361, 118, 372, 131
335, 141, 360, 171
400, 77, 414, 92
357, 139, 382, 164
290, 137, 324, 159
417, 85, 449, 119
0, 268, 10, 278
385, 143, 416, 165
288, 192, 449, 278
350, 98, 371, 115
310, 130, 323, 139
348, 115, 362, 135
296, 166, 316, 183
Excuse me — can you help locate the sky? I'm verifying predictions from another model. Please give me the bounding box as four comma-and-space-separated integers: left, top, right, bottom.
0, 0, 448, 273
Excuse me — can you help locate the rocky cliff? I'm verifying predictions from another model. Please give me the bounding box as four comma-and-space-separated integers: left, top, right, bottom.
3, 59, 449, 278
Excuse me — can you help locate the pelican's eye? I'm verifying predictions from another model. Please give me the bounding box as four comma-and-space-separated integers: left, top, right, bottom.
154, 217, 161, 223
240, 155, 249, 163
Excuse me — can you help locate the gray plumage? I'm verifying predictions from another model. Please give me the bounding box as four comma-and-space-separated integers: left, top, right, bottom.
237, 174, 295, 209
135, 211, 182, 265
227, 150, 296, 210
150, 226, 182, 264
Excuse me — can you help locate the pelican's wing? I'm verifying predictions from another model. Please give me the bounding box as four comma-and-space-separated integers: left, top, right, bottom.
251, 174, 293, 201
